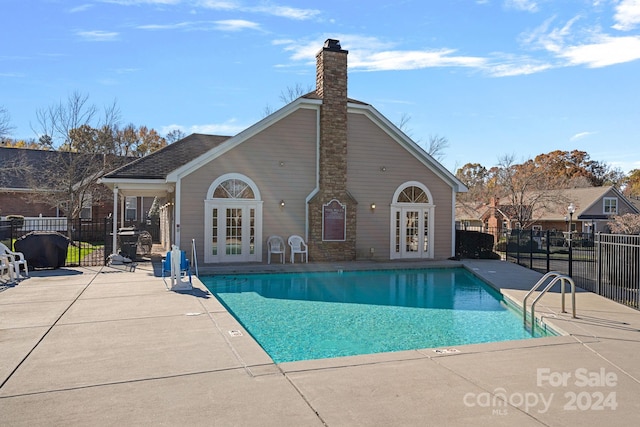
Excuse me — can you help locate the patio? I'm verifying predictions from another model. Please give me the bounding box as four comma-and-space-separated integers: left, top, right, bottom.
1, 259, 639, 426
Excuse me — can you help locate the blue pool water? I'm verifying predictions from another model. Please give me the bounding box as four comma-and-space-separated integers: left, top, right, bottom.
203, 268, 552, 363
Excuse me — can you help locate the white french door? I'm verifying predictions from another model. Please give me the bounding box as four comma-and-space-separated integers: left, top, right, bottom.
391, 206, 433, 259
206, 202, 261, 263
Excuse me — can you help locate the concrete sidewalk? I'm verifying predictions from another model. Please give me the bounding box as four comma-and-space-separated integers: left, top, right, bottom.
1, 260, 639, 426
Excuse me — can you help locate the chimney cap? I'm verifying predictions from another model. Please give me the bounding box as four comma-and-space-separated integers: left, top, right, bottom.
323, 38, 347, 53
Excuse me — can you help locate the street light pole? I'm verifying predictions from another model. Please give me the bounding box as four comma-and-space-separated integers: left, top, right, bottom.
568, 203, 575, 277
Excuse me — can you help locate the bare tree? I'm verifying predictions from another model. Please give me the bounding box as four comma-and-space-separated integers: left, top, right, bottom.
493, 154, 569, 229
165, 128, 187, 144
34, 92, 120, 151
395, 113, 449, 161
0, 106, 14, 142
279, 83, 313, 104
262, 83, 314, 118
425, 134, 449, 161
27, 92, 122, 220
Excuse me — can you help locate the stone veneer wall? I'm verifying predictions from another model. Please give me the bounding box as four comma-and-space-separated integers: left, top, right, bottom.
308, 40, 358, 262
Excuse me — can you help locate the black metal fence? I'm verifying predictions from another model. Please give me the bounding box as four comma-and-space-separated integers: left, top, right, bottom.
496, 228, 639, 310
0, 217, 160, 267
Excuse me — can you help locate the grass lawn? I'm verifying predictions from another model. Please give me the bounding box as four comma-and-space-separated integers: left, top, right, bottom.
66, 242, 102, 264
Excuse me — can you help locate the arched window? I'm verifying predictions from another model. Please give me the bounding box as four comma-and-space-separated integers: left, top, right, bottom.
207, 174, 260, 200
396, 185, 430, 204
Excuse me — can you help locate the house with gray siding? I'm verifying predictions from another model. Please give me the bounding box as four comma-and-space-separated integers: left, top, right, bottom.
101, 39, 467, 264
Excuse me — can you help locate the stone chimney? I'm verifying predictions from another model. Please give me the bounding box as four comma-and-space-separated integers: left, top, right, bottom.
308, 39, 357, 262
316, 39, 348, 194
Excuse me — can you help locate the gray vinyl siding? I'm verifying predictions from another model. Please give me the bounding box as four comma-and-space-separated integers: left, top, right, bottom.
582, 189, 636, 217
347, 112, 454, 260
179, 108, 318, 262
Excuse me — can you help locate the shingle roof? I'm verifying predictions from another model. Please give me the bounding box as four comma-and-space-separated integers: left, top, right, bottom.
103, 133, 230, 180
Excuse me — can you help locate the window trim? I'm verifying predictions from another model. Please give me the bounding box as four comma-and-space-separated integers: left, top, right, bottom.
603, 197, 618, 215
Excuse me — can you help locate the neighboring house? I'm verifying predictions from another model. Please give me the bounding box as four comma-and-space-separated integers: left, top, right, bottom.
532, 186, 639, 233
101, 39, 468, 264
457, 186, 639, 235
0, 146, 150, 222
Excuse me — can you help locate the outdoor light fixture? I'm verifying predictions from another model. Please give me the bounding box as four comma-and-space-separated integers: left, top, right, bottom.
380, 166, 387, 172
568, 203, 576, 231
280, 200, 285, 207
370, 203, 376, 210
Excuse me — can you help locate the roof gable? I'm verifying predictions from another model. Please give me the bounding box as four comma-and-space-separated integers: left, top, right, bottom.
164, 95, 467, 192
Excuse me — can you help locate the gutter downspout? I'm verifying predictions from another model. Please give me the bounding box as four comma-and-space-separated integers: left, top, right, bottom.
174, 177, 181, 248
451, 189, 457, 258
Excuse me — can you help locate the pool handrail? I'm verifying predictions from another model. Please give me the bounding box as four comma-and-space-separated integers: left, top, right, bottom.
523, 271, 576, 331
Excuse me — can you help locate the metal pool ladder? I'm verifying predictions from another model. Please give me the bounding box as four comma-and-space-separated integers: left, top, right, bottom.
523, 271, 576, 332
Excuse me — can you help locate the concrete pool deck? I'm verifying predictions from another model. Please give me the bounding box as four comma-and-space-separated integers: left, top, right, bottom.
1, 259, 639, 426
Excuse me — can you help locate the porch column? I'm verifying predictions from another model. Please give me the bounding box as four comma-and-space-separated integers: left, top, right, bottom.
112, 186, 119, 255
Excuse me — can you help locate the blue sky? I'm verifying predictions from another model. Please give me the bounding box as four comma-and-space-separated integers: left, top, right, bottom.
2, 0, 640, 174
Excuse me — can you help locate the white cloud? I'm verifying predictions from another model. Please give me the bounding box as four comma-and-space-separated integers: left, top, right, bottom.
505, 0, 538, 12
277, 35, 485, 72
570, 131, 596, 141
213, 19, 261, 32
251, 5, 320, 20
138, 22, 193, 30
522, 16, 581, 53
162, 119, 247, 136
560, 34, 640, 67
101, 0, 181, 5
197, 0, 319, 20
277, 35, 561, 77
613, 0, 640, 31
138, 19, 261, 31
196, 0, 239, 10
350, 49, 486, 71
523, 15, 640, 68
69, 4, 93, 13
487, 60, 553, 76
76, 30, 119, 41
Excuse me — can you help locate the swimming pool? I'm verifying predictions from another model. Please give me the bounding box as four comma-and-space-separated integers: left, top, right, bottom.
203, 268, 553, 363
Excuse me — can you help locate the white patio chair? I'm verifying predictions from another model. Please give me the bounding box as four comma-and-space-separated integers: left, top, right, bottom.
0, 242, 28, 278
267, 235, 286, 264
288, 235, 308, 263
1, 254, 16, 284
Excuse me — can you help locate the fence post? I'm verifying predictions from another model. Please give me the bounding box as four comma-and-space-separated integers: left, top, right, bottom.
546, 229, 550, 272
516, 230, 521, 265
568, 230, 573, 278
529, 228, 533, 269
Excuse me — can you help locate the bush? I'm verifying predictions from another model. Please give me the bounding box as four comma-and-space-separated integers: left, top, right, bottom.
455, 230, 501, 259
